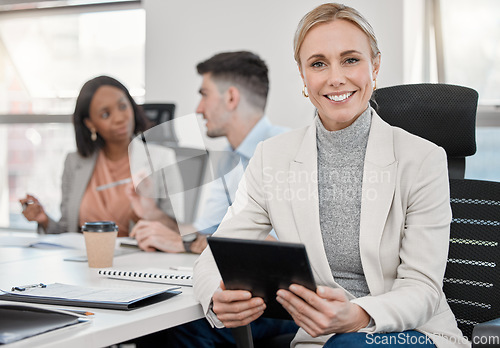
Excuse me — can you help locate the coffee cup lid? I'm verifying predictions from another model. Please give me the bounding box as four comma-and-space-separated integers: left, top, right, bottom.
81, 221, 118, 232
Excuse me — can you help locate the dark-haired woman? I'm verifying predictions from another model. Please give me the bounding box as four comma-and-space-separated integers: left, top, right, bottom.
20, 75, 179, 236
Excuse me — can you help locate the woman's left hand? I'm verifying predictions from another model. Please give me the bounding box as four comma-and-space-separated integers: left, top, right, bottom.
276, 285, 370, 337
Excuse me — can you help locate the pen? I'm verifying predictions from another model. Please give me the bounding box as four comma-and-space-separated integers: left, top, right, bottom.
169, 266, 193, 272
56, 308, 95, 316
11, 283, 47, 291
22, 200, 35, 210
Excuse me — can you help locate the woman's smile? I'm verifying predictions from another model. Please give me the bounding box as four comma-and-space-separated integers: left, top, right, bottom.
325, 91, 355, 102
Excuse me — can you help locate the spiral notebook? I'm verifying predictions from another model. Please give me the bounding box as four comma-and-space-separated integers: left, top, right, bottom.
98, 268, 193, 287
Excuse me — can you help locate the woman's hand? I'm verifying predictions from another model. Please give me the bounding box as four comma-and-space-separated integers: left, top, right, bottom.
276, 284, 370, 337
19, 194, 49, 229
212, 281, 266, 328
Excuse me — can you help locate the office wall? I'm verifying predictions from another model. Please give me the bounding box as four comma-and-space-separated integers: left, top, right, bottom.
143, 0, 404, 134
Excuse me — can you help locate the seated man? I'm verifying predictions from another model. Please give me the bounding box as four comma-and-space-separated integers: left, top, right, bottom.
129, 51, 288, 254
130, 51, 298, 347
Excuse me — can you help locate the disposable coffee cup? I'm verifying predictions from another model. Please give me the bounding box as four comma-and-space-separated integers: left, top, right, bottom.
82, 221, 118, 268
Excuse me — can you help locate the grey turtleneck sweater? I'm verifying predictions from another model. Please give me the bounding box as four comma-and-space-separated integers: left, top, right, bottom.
316, 108, 372, 298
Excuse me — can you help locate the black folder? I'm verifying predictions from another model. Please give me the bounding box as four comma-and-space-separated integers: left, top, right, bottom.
0, 304, 88, 344
207, 237, 316, 320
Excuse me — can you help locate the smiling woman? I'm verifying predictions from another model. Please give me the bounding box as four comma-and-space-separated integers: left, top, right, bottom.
193, 3, 469, 347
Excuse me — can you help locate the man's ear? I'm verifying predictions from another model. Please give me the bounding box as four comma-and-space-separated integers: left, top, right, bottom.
225, 86, 240, 111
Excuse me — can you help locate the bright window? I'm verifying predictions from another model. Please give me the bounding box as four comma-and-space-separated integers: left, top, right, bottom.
0, 8, 145, 114
440, 0, 500, 106
0, 5, 144, 230
2, 122, 75, 230
439, 0, 500, 181
465, 128, 500, 182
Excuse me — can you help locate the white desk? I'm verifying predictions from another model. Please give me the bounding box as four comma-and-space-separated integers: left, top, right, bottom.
0, 232, 204, 348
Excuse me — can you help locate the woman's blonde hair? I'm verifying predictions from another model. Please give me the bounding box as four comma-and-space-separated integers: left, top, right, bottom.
293, 3, 380, 65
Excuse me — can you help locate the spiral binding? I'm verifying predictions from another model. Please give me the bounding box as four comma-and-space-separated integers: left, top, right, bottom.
97, 269, 193, 287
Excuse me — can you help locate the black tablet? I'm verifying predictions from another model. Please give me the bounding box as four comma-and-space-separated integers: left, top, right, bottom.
207, 237, 316, 320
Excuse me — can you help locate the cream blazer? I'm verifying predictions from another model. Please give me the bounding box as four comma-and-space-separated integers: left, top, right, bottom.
194, 110, 469, 348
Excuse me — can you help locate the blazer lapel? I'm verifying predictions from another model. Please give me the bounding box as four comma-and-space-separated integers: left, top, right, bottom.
359, 112, 397, 296
289, 119, 334, 285
68, 153, 97, 231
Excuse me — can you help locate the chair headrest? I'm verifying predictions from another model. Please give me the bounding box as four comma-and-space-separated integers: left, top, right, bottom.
371, 83, 477, 158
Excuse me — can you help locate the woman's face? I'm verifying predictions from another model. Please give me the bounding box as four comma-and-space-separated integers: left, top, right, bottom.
299, 19, 380, 131
85, 85, 135, 146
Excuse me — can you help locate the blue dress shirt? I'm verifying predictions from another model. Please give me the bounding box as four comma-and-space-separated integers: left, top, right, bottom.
193, 117, 288, 235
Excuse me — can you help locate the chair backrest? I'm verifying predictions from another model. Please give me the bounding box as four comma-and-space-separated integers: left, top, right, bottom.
140, 103, 178, 144
171, 146, 209, 224
371, 83, 478, 179
141, 103, 176, 124
443, 178, 500, 340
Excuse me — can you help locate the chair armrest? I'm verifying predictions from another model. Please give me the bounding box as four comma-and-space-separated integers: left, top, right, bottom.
472, 318, 500, 347
231, 324, 254, 348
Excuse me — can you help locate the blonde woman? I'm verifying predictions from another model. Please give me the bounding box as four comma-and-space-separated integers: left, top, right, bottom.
194, 3, 468, 347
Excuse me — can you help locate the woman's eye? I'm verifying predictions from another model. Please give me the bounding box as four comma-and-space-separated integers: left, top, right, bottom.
311, 61, 325, 68
344, 58, 359, 64
118, 102, 128, 111
101, 112, 110, 119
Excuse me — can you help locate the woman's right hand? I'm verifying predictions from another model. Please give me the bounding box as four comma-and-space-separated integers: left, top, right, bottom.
19, 194, 48, 228
212, 281, 266, 328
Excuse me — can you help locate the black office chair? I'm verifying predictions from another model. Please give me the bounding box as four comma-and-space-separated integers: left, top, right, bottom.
170, 147, 209, 224
374, 84, 499, 344
445, 178, 500, 345
136, 105, 208, 224
140, 103, 178, 144
141, 103, 176, 125
371, 83, 478, 178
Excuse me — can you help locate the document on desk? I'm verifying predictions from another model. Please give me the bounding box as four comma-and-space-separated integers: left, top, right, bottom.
0, 283, 181, 310
0, 232, 85, 249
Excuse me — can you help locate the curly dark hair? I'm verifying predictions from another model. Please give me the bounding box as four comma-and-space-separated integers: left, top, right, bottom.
73, 75, 149, 157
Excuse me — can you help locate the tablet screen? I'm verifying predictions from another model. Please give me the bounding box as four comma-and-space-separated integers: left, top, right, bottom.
207, 237, 316, 320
